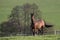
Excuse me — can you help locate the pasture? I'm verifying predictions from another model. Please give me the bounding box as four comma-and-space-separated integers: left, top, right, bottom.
0, 35, 60, 40
0, 0, 60, 40
0, 0, 60, 30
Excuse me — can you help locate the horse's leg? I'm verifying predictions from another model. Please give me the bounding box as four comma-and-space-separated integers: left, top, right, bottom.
36, 29, 38, 35
35, 29, 37, 35
38, 29, 41, 35
32, 29, 35, 36
32, 28, 37, 36
41, 26, 43, 35
32, 27, 38, 35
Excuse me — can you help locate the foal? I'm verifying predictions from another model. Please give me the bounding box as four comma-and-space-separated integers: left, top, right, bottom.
31, 13, 45, 35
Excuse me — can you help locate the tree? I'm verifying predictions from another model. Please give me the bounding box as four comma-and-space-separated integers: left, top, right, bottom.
0, 3, 42, 36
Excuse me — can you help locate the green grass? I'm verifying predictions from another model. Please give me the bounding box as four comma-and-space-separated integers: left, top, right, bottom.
0, 35, 60, 40
0, 0, 60, 30
0, 0, 60, 40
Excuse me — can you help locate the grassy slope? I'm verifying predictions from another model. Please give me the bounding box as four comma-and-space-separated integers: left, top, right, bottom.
0, 0, 60, 30
0, 35, 60, 40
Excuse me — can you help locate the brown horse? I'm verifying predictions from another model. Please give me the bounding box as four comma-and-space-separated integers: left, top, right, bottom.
31, 13, 45, 35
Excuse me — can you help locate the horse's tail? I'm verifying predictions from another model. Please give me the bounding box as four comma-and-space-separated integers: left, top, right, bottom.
45, 21, 53, 28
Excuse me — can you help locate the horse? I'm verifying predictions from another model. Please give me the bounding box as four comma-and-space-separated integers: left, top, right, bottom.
31, 13, 45, 35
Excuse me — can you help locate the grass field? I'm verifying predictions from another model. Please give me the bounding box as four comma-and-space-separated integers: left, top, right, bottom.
0, 0, 60, 40
0, 0, 60, 30
0, 35, 60, 40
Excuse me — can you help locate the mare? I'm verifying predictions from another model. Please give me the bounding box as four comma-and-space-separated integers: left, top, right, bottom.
31, 13, 45, 35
